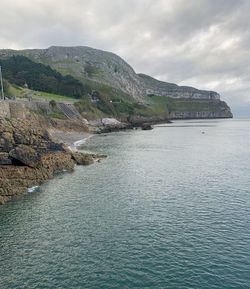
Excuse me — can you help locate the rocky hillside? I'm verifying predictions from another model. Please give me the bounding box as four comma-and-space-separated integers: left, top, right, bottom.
0, 46, 233, 119
0, 46, 223, 100
0, 46, 145, 101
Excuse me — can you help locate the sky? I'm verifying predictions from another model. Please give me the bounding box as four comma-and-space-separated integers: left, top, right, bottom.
1, 0, 250, 116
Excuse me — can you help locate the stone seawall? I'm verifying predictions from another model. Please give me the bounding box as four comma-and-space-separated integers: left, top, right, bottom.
0, 100, 82, 120
0, 101, 28, 119
0, 101, 11, 118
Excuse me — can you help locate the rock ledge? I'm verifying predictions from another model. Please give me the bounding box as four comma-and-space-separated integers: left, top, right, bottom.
0, 118, 104, 205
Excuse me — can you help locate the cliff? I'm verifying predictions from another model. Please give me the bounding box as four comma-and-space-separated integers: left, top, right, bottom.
138, 74, 220, 100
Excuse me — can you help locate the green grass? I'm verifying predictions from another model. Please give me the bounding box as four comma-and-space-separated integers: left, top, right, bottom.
35, 109, 67, 120
5, 83, 76, 103
32, 91, 76, 102
5, 83, 22, 96
148, 95, 224, 115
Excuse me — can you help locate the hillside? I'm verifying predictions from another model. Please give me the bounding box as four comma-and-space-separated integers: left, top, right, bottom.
0, 55, 91, 98
0, 46, 233, 120
0, 46, 145, 100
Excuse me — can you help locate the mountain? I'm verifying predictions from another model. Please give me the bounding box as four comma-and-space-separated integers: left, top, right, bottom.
0, 46, 145, 100
0, 46, 233, 119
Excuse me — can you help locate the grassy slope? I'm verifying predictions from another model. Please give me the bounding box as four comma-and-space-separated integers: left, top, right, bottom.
148, 95, 225, 114
5, 83, 75, 102
34, 58, 230, 119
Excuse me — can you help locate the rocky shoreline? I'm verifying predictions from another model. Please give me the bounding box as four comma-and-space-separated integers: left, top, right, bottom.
0, 117, 105, 205
0, 112, 232, 205
0, 114, 161, 205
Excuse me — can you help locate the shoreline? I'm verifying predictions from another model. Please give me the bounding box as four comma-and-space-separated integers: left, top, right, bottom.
0, 119, 103, 205
48, 129, 93, 149
1, 117, 232, 205
72, 135, 93, 150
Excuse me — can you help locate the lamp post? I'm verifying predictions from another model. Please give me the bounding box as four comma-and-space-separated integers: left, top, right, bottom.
0, 65, 4, 100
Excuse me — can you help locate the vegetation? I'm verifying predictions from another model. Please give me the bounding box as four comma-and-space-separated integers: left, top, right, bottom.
32, 91, 75, 102
147, 95, 226, 115
0, 55, 91, 99
0, 54, 229, 121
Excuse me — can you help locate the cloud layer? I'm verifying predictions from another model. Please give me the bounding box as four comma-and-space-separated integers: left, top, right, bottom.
1, 0, 250, 115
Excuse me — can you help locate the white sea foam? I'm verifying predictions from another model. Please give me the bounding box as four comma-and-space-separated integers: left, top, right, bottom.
71, 135, 93, 150
27, 186, 39, 193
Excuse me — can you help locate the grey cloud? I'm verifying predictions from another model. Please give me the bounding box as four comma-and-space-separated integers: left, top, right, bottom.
0, 0, 250, 115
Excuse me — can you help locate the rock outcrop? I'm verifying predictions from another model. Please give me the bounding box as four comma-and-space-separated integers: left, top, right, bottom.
71, 151, 94, 165
9, 145, 41, 167
141, 123, 153, 130
0, 117, 102, 205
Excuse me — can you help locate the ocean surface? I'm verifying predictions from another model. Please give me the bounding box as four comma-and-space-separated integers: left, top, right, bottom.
1, 119, 250, 289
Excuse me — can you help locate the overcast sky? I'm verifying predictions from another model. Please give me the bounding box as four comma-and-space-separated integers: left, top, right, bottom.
1, 0, 250, 116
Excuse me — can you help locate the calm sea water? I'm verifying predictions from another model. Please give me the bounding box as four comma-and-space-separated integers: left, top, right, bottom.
1, 119, 250, 289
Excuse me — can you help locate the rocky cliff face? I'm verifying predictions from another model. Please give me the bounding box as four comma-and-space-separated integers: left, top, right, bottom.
0, 46, 223, 101
138, 74, 220, 100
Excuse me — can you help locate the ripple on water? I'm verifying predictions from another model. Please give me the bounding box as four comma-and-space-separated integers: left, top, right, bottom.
0, 120, 250, 289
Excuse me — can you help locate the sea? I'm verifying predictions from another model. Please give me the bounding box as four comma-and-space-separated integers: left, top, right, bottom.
0, 119, 250, 289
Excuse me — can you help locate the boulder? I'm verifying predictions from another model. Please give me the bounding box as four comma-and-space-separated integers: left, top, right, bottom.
101, 118, 121, 126
71, 151, 94, 165
9, 145, 41, 168
141, 123, 153, 130
0, 132, 15, 152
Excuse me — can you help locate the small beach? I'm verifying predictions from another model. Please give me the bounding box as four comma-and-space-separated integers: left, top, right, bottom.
49, 129, 93, 149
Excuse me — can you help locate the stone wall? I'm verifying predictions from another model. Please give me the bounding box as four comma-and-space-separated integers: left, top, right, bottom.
0, 101, 29, 119
9, 102, 29, 119
0, 101, 11, 118
0, 100, 82, 120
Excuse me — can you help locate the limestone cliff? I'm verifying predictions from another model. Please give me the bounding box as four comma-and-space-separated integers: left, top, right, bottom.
138, 74, 220, 100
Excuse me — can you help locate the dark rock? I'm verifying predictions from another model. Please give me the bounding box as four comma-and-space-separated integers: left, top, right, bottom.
9, 145, 41, 168
47, 141, 67, 152
0, 132, 15, 152
141, 123, 153, 130
0, 152, 13, 165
